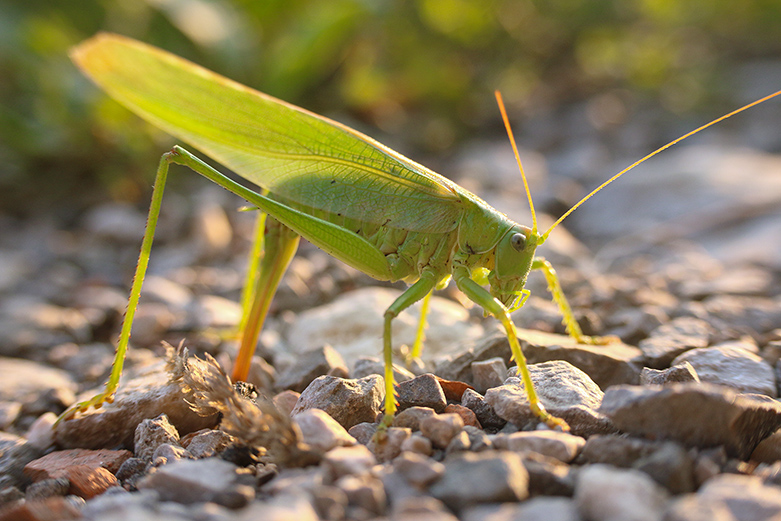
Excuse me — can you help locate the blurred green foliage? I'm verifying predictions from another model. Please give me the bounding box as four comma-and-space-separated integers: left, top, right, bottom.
1, 0, 779, 213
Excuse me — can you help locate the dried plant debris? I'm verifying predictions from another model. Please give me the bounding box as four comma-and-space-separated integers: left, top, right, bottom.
166, 343, 319, 467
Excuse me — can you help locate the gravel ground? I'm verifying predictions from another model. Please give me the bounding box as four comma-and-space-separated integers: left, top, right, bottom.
1, 94, 781, 520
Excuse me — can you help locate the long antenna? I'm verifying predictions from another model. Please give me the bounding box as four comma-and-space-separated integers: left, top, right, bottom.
542, 89, 781, 241
495, 91, 537, 232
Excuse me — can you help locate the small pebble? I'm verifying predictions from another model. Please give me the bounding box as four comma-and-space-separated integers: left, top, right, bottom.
237, 492, 320, 520
396, 373, 447, 412
335, 474, 386, 515
493, 430, 586, 463
471, 357, 507, 395
445, 431, 471, 454
0, 496, 82, 521
151, 443, 192, 463
461, 388, 506, 431
291, 374, 383, 430
322, 445, 376, 482
184, 429, 235, 459
368, 427, 410, 462
521, 451, 576, 497
377, 464, 421, 510
394, 452, 445, 488
139, 275, 193, 312
703, 295, 781, 339
310, 484, 348, 520
129, 303, 177, 346
25, 477, 70, 500
25, 412, 56, 450
115, 457, 147, 488
137, 458, 255, 508
133, 414, 182, 463
664, 494, 739, 521
578, 434, 660, 467
262, 466, 325, 496
420, 413, 465, 449
435, 330, 515, 383
0, 401, 21, 430
65, 465, 119, 499
575, 464, 669, 521
693, 447, 727, 487
0, 485, 23, 508
640, 362, 700, 386
462, 425, 493, 452
444, 403, 481, 428
24, 448, 132, 482
400, 434, 434, 456
292, 409, 357, 453
347, 422, 377, 445
394, 406, 437, 431
429, 451, 529, 511
634, 441, 695, 494
436, 377, 473, 402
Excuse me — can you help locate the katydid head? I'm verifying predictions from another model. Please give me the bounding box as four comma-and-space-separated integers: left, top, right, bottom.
488, 224, 540, 311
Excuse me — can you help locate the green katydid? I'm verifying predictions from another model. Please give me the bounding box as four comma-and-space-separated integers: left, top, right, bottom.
59, 33, 781, 431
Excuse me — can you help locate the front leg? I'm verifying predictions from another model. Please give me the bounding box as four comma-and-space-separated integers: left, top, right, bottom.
453, 266, 569, 431
532, 258, 617, 345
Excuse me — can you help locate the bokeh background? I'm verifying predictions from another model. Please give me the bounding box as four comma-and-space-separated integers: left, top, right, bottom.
2, 0, 781, 218
1, 0, 781, 441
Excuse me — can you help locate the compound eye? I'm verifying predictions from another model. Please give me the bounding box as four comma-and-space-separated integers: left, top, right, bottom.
510, 233, 526, 251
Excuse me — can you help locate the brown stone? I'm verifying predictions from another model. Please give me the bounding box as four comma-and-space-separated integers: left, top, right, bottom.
66, 464, 118, 499
435, 377, 474, 402
24, 448, 132, 481
0, 497, 80, 521
444, 404, 481, 428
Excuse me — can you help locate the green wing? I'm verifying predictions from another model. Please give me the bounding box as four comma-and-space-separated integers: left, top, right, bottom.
71, 33, 463, 234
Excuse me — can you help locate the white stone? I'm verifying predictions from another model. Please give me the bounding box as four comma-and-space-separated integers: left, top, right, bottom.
286, 287, 483, 368
292, 409, 357, 452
